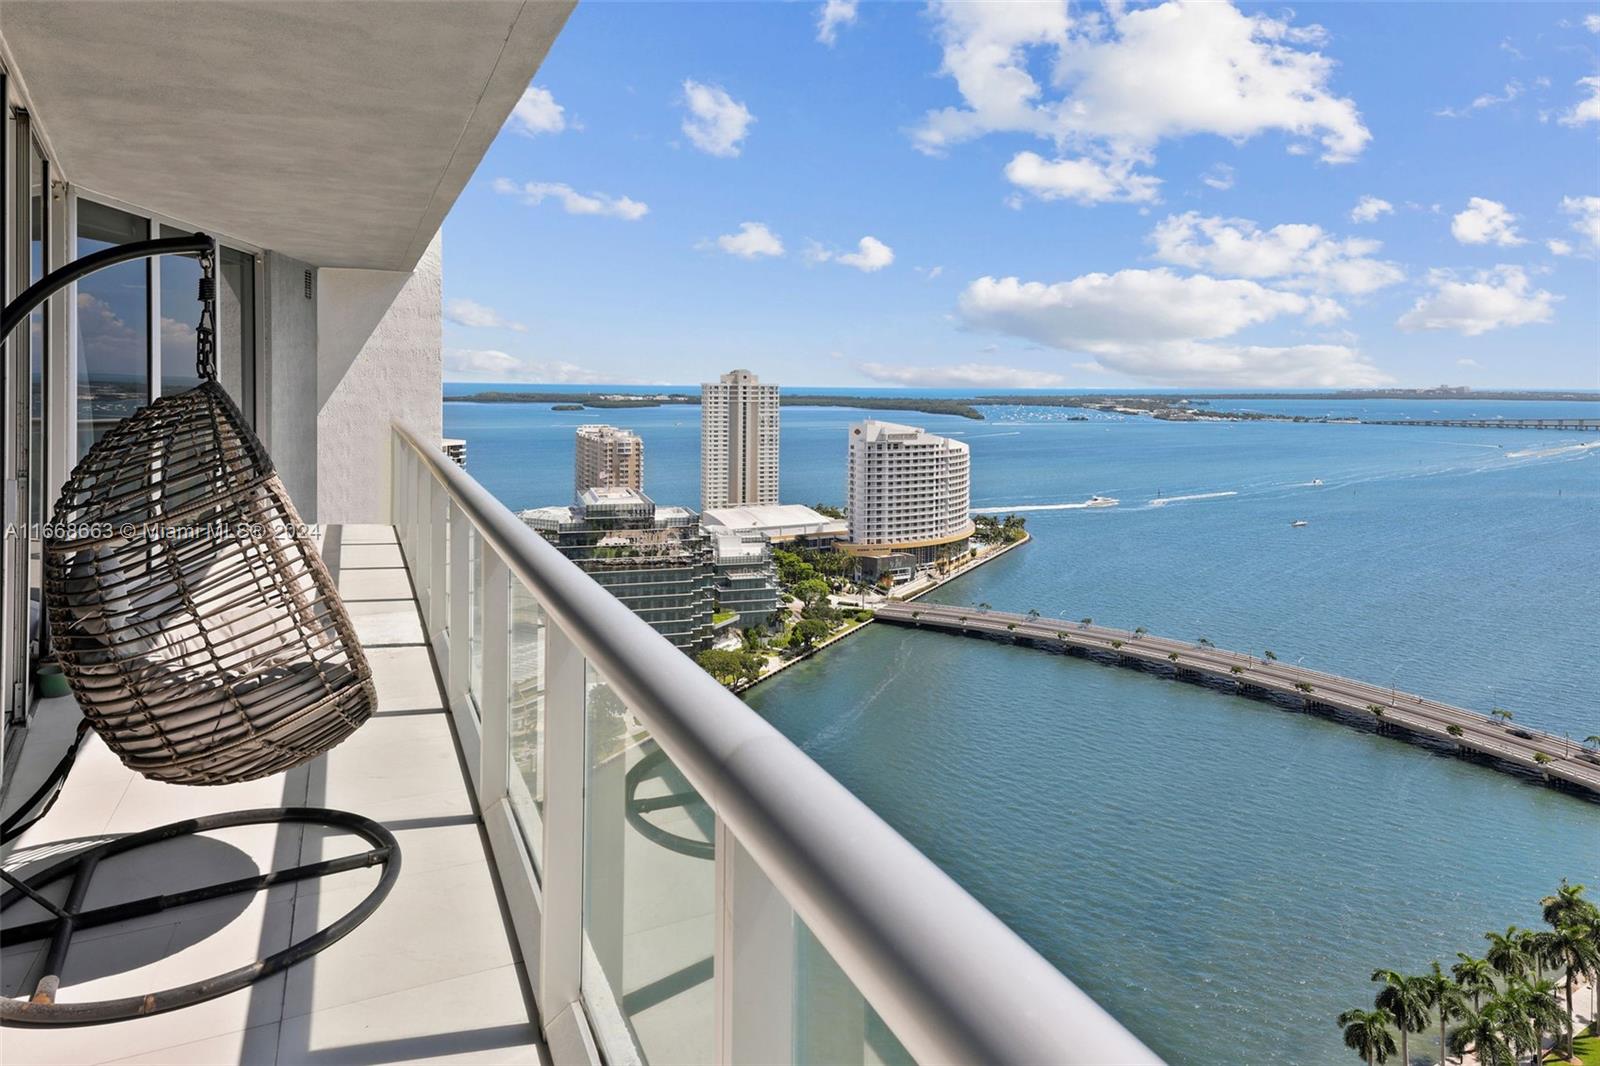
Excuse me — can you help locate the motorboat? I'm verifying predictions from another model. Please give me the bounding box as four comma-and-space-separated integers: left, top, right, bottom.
1310, 479, 1324, 486
1291, 519, 1309, 528
1086, 495, 1120, 508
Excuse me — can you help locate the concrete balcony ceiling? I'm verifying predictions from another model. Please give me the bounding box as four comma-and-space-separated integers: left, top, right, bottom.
0, 0, 573, 270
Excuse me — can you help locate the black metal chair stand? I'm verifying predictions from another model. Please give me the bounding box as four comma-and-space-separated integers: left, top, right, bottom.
1, 807, 399, 1026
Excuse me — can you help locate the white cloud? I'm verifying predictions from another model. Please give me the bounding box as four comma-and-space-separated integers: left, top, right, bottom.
836, 236, 895, 272
1547, 239, 1573, 256
916, 265, 945, 280
1561, 195, 1600, 250
1587, 13, 1600, 32
858, 362, 1068, 388
817, 0, 857, 46
1456, 358, 1480, 367
1396, 266, 1557, 336
442, 348, 608, 384
1004, 151, 1161, 205
508, 86, 566, 137
914, 0, 1369, 187
681, 80, 754, 157
1149, 212, 1403, 295
955, 269, 1385, 386
712, 222, 785, 259
492, 178, 648, 221
1436, 80, 1522, 118
1201, 163, 1235, 191
445, 298, 526, 332
1559, 76, 1600, 126
1450, 197, 1524, 246
1350, 196, 1393, 223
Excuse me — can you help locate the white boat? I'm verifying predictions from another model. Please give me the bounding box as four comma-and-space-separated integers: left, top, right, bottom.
1291, 520, 1309, 528
1310, 479, 1324, 486
1086, 495, 1120, 508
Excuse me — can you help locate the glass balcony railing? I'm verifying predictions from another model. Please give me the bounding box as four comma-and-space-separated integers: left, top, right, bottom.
392, 423, 1159, 1066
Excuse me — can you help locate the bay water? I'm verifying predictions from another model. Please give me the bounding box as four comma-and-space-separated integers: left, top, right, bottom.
445, 388, 1599, 1064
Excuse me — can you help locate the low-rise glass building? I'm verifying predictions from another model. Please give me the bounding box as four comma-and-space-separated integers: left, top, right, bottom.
520, 488, 716, 652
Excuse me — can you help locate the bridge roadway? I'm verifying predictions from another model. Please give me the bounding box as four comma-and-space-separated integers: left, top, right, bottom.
1359, 418, 1599, 431
875, 602, 1600, 800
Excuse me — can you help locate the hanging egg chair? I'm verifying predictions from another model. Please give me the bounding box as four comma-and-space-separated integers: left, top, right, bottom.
37, 241, 376, 785
1, 237, 393, 1028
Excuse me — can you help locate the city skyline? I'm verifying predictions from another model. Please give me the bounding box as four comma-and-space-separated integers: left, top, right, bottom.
441, 1, 1600, 392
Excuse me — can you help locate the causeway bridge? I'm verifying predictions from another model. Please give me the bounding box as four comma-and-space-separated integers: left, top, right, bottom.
875, 602, 1600, 800
1358, 418, 1600, 431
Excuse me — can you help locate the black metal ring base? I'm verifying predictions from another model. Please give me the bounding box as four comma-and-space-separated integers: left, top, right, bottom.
0, 807, 400, 1026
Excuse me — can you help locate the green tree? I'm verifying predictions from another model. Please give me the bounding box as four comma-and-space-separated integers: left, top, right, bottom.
1264, 649, 1278, 661
1585, 735, 1600, 751
1539, 919, 1600, 1057
1372, 969, 1431, 1066
1448, 1004, 1516, 1066
1484, 927, 1531, 982
1501, 977, 1563, 1065
1541, 881, 1595, 929
1451, 953, 1496, 1011
1419, 962, 1468, 1066
1338, 1008, 1397, 1066
792, 577, 830, 605
792, 617, 832, 650
695, 648, 745, 687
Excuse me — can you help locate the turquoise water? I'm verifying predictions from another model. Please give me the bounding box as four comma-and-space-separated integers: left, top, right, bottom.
445, 394, 1600, 1065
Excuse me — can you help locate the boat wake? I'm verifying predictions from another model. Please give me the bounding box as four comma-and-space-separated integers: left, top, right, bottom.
1505, 441, 1600, 459
973, 501, 1097, 513
1147, 491, 1238, 508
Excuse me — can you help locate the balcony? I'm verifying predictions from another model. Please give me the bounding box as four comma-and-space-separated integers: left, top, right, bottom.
0, 423, 1157, 1065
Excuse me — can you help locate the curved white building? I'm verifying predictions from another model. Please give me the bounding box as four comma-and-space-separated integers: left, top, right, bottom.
845, 420, 973, 575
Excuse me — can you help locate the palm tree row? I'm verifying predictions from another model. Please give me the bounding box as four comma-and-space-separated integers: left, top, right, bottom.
1339, 881, 1600, 1065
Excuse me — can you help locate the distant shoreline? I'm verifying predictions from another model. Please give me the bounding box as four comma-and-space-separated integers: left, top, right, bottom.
444, 387, 1599, 424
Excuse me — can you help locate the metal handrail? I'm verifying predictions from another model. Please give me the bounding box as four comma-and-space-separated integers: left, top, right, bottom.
394, 422, 1160, 1065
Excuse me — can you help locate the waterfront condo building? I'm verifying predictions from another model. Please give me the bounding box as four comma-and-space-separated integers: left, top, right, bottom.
846, 420, 974, 581
521, 488, 716, 652
700, 368, 778, 509
573, 422, 643, 499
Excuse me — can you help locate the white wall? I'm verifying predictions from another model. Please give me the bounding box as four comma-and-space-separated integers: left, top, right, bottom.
315, 231, 442, 525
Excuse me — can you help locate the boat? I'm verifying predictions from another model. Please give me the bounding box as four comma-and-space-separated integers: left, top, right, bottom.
1085, 495, 1120, 508
1291, 520, 1309, 528
1310, 479, 1324, 486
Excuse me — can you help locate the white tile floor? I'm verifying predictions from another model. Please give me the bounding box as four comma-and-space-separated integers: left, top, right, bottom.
0, 525, 543, 1065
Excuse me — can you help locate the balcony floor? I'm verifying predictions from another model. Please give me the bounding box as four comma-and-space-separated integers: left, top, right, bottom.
0, 525, 543, 1065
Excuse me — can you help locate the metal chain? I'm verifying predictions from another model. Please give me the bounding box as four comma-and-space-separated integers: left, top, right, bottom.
195, 246, 217, 382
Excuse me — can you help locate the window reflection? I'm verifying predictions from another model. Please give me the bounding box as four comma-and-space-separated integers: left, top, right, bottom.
158, 225, 201, 396
75, 200, 149, 456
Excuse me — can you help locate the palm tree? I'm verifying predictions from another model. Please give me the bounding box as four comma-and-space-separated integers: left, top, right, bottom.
1451, 953, 1496, 1011
1340, 1007, 1398, 1066
1373, 969, 1431, 1066
1448, 1004, 1516, 1066
1540, 880, 1593, 929
1540, 920, 1600, 1058
1419, 962, 1468, 1066
1491, 990, 1538, 1065
1503, 977, 1565, 1065
1264, 648, 1278, 661
1484, 926, 1531, 982
1518, 928, 1554, 982
1584, 734, 1600, 751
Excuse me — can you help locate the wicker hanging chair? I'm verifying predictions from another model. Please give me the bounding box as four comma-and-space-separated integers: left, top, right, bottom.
41, 248, 375, 786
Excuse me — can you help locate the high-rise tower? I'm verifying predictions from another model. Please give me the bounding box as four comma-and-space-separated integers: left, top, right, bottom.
700, 369, 778, 509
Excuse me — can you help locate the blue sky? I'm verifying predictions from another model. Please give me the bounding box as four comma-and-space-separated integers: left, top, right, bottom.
440, 1, 1600, 390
